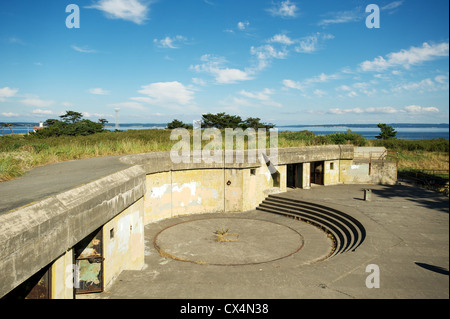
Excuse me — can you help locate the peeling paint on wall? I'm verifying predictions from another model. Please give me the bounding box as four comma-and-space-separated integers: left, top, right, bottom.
150, 184, 171, 199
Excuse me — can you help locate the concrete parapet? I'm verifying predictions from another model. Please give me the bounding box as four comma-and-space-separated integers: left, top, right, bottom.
120, 145, 355, 172
354, 147, 387, 159
278, 145, 354, 164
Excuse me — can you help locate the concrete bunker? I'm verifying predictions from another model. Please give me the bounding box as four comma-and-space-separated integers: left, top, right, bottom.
0, 145, 397, 299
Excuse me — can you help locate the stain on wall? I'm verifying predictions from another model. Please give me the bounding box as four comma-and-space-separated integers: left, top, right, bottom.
103, 198, 145, 290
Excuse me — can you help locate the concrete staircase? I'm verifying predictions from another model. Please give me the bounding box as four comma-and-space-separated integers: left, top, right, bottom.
256, 194, 366, 258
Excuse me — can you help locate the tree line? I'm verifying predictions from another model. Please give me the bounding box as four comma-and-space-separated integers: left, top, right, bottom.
2, 110, 399, 141
167, 113, 274, 130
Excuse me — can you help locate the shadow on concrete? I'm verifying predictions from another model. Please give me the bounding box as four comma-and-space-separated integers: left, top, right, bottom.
371, 185, 449, 214
415, 262, 449, 276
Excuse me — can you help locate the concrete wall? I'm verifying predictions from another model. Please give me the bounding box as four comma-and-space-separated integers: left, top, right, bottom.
143, 163, 285, 225
324, 160, 340, 185
340, 159, 397, 185
103, 197, 145, 289
48, 197, 145, 299
0, 166, 146, 298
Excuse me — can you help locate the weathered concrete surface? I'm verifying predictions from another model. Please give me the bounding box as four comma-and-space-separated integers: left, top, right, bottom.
0, 156, 131, 215
84, 184, 448, 299
153, 217, 313, 266
278, 145, 354, 165
0, 165, 146, 297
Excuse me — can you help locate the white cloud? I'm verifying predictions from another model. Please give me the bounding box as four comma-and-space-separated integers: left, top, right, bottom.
435, 74, 449, 84
71, 45, 97, 53
366, 106, 398, 113
87, 0, 149, 25
237, 21, 250, 30
192, 77, 207, 86
336, 85, 351, 92
20, 97, 54, 108
360, 42, 449, 72
304, 72, 340, 84
329, 108, 365, 115
336, 85, 358, 98
216, 69, 252, 84
250, 44, 288, 71
392, 77, 449, 93
1, 112, 19, 117
313, 89, 327, 97
218, 96, 256, 113
268, 0, 299, 18
137, 81, 195, 106
295, 33, 334, 53
268, 34, 294, 45
328, 105, 439, 115
191, 54, 253, 84
153, 35, 187, 49
0, 87, 18, 102
404, 105, 439, 114
239, 88, 274, 101
353, 82, 377, 96
318, 7, 363, 26
31, 109, 56, 115
89, 88, 110, 95
282, 79, 304, 91
382, 1, 403, 11
239, 88, 282, 107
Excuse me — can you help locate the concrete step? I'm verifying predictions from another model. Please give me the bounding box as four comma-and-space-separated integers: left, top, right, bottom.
256, 195, 366, 258
262, 196, 362, 252
267, 194, 366, 252
256, 204, 342, 257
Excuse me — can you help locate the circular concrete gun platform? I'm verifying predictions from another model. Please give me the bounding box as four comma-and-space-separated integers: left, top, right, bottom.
154, 218, 308, 266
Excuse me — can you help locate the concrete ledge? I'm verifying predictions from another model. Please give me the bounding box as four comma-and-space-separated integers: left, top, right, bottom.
120, 145, 355, 174
278, 145, 354, 164
0, 165, 146, 297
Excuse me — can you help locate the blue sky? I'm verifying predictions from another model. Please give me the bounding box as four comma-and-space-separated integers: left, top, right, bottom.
0, 0, 448, 125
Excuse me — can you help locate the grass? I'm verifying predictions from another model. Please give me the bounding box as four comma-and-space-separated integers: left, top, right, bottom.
368, 139, 449, 180
214, 227, 239, 242
0, 129, 448, 182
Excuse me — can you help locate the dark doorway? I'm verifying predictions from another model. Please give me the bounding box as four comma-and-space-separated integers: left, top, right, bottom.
287, 164, 303, 188
311, 161, 324, 185
2, 264, 52, 299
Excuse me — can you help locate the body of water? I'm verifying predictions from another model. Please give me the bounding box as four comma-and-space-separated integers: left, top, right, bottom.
276, 126, 449, 140
1, 124, 449, 140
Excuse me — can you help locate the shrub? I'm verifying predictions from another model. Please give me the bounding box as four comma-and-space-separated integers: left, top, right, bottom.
372, 138, 449, 152
326, 131, 367, 146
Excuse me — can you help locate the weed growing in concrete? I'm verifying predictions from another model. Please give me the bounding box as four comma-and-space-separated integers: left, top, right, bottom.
214, 227, 239, 242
